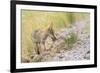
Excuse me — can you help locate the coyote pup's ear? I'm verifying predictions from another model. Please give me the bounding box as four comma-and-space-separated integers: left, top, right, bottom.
47, 22, 53, 30
47, 21, 53, 29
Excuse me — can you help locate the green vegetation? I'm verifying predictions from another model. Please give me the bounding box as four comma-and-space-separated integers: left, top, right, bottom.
64, 32, 78, 47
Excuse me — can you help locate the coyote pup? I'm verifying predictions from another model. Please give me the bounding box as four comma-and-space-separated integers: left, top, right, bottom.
32, 22, 56, 54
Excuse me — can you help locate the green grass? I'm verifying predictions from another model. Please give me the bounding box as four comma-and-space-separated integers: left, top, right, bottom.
64, 32, 78, 47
